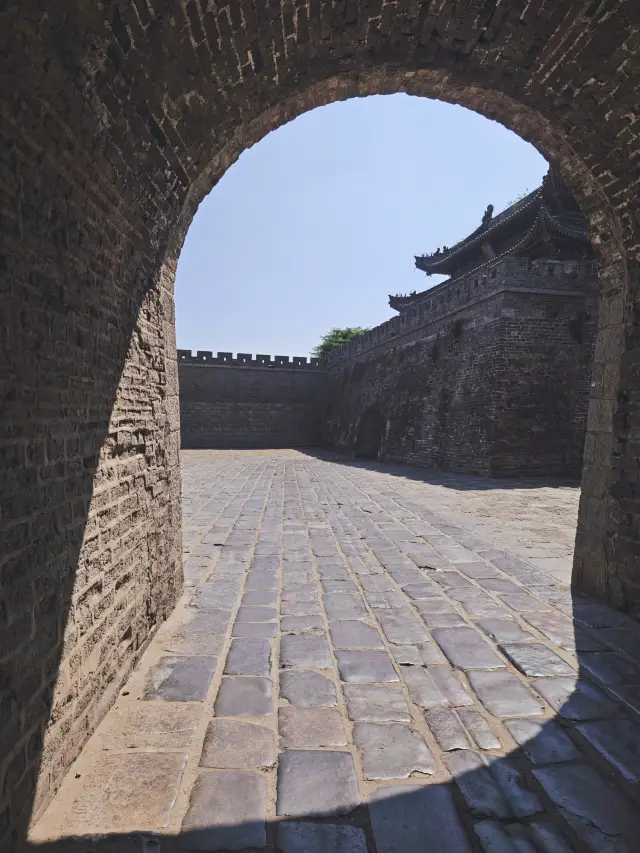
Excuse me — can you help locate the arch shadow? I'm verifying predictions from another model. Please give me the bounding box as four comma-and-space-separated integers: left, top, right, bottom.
19, 497, 640, 853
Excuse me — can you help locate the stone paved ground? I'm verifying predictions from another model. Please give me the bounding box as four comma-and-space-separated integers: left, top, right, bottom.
29, 451, 640, 853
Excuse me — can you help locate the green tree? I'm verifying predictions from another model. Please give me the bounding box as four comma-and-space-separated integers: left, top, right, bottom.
312, 327, 369, 358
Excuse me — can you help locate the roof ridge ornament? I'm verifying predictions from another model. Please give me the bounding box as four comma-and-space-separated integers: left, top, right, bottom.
481, 204, 494, 227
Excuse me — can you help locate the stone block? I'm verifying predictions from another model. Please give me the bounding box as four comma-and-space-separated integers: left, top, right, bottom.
181, 770, 267, 850
200, 719, 275, 769
278, 707, 347, 747
276, 750, 360, 817
143, 656, 216, 702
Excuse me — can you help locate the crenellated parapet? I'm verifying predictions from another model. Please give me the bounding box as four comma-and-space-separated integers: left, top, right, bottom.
327, 256, 598, 368
177, 350, 325, 369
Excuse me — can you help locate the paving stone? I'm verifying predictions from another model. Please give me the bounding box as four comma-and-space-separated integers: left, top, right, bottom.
354, 722, 436, 779
321, 579, 359, 593
532, 676, 618, 720
181, 610, 233, 635
224, 638, 271, 676
402, 665, 473, 708
474, 821, 538, 853
403, 583, 442, 600
529, 823, 576, 853
458, 709, 501, 750
499, 643, 575, 677
468, 671, 544, 717
596, 627, 640, 661
576, 719, 640, 782
190, 586, 238, 610
420, 610, 469, 628
343, 684, 412, 721
316, 565, 351, 580
446, 752, 542, 819
181, 770, 266, 850
278, 707, 347, 747
360, 576, 394, 592
335, 649, 399, 682
445, 752, 510, 819
369, 783, 473, 853
573, 603, 631, 629
214, 676, 273, 716
250, 557, 280, 571
476, 618, 533, 643
579, 652, 640, 685
277, 750, 360, 817
143, 656, 216, 702
533, 764, 640, 853
163, 632, 226, 656
329, 620, 384, 649
280, 670, 338, 707
425, 707, 472, 751
235, 605, 277, 623
433, 628, 506, 670
231, 620, 278, 638
504, 718, 580, 763
95, 704, 202, 750
323, 593, 368, 619
457, 562, 498, 579
282, 585, 319, 601
499, 594, 549, 612
54, 753, 188, 833
276, 822, 368, 853
608, 684, 640, 716
432, 571, 475, 589
280, 599, 324, 617
200, 719, 275, 768
412, 596, 458, 614
375, 610, 431, 644
523, 613, 605, 651
478, 578, 523, 594
245, 573, 278, 591
280, 633, 332, 668
242, 589, 278, 606
456, 596, 505, 618
280, 615, 324, 632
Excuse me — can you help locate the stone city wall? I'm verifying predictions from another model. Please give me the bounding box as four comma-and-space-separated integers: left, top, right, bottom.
178, 351, 328, 449
323, 257, 598, 477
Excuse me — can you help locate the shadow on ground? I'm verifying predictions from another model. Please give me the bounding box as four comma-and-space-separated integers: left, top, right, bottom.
306, 448, 582, 491
20, 453, 640, 853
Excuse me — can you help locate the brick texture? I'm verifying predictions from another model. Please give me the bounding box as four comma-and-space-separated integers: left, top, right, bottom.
178, 352, 328, 448
324, 257, 599, 477
0, 1, 639, 848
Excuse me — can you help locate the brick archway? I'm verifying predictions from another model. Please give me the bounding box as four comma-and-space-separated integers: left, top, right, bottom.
1, 1, 638, 844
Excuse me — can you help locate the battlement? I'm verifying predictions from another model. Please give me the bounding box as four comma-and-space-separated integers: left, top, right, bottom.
177, 350, 325, 369
326, 256, 597, 368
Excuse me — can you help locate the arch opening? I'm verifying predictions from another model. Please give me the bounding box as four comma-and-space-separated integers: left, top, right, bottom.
2, 5, 639, 848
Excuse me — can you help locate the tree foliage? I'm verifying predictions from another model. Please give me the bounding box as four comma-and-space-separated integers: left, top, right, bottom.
312, 327, 369, 358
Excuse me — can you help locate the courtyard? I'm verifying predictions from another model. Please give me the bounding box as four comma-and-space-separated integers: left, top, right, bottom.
26, 450, 640, 851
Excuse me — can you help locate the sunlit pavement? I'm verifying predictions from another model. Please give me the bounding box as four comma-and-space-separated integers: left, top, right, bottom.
29, 450, 640, 852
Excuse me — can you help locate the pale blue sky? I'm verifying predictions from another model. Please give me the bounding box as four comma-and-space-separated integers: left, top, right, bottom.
175, 94, 547, 357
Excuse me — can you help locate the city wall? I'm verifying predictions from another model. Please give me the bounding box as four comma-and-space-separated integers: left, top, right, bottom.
179, 258, 598, 478
323, 257, 598, 477
178, 351, 328, 449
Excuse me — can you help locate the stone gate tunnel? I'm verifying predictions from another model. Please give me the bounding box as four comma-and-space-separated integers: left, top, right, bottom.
1, 1, 640, 851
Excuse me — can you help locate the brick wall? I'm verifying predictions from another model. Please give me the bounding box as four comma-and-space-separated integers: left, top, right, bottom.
324, 258, 598, 478
2, 0, 639, 845
178, 352, 328, 449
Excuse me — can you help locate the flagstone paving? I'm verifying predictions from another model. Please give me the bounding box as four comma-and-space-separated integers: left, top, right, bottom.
29, 450, 640, 853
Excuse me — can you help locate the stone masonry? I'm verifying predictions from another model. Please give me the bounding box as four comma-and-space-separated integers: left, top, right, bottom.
28, 450, 640, 853
2, 2, 640, 846
178, 351, 328, 449
324, 257, 599, 477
